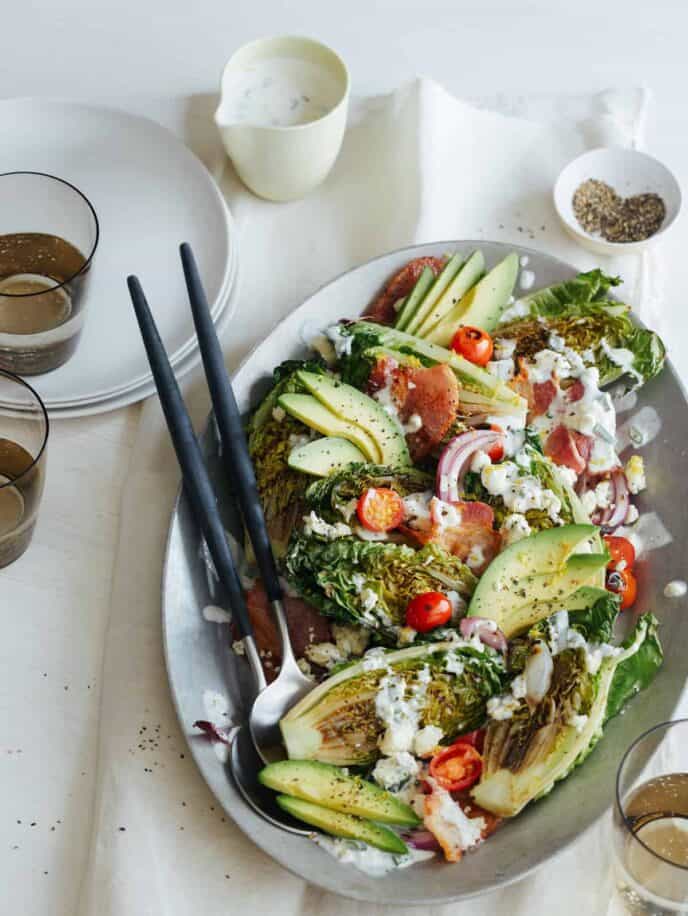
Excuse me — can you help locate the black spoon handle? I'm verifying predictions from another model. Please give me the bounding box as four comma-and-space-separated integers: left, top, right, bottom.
127, 274, 262, 669
179, 242, 283, 603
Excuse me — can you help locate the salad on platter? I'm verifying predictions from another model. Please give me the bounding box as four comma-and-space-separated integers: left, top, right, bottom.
226, 249, 669, 873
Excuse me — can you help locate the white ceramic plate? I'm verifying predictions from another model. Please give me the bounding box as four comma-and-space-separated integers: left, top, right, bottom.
42, 242, 238, 409
45, 261, 240, 419
163, 241, 688, 904
0, 99, 235, 411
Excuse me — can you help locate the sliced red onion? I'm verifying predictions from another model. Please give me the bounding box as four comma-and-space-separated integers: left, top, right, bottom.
460, 616, 508, 654
436, 430, 503, 503
403, 829, 441, 851
599, 468, 630, 533
193, 719, 231, 744
524, 642, 553, 705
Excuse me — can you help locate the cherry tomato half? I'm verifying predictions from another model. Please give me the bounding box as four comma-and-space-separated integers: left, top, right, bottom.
604, 535, 636, 571
451, 326, 494, 367
429, 742, 483, 792
356, 487, 404, 532
606, 567, 638, 610
405, 591, 453, 632
487, 423, 505, 463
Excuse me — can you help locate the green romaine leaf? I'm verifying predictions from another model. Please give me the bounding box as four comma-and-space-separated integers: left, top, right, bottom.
515, 269, 621, 316
284, 533, 476, 638
568, 590, 621, 644
605, 613, 663, 721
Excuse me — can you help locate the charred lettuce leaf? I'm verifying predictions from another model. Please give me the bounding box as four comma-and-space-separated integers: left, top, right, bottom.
497, 271, 665, 388
247, 359, 329, 555
472, 612, 662, 817
284, 534, 476, 639
280, 641, 505, 765
305, 464, 431, 524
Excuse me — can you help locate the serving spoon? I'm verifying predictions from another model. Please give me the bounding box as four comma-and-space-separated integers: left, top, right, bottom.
180, 243, 314, 762
128, 245, 313, 834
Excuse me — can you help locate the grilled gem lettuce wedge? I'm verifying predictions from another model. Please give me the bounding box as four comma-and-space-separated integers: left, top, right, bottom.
472, 612, 663, 817
259, 759, 419, 825
280, 641, 505, 766
275, 795, 410, 854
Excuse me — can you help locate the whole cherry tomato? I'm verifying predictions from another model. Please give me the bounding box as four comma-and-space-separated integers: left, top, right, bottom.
405, 591, 453, 632
356, 487, 404, 532
451, 326, 494, 367
604, 535, 636, 570
429, 741, 483, 792
607, 567, 638, 610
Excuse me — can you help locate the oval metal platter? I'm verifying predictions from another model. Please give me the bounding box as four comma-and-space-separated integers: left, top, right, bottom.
162, 240, 688, 904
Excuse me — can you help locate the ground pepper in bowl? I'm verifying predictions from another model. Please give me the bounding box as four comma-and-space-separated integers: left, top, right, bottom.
572, 178, 666, 243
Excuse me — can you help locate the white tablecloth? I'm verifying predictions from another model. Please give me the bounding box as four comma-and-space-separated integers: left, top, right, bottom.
2, 80, 684, 916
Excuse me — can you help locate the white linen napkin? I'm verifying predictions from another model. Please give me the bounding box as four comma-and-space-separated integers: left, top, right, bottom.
77, 78, 668, 916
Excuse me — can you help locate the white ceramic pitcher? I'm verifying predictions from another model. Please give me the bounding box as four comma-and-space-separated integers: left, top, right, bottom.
215, 36, 350, 202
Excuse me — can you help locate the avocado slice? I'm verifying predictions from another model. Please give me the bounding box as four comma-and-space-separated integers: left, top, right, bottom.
467, 524, 601, 636
427, 253, 519, 345
415, 250, 485, 339
395, 266, 436, 331
296, 371, 411, 467
288, 437, 366, 477
405, 253, 464, 335
260, 759, 420, 826
478, 553, 609, 637
275, 795, 409, 854
278, 393, 382, 463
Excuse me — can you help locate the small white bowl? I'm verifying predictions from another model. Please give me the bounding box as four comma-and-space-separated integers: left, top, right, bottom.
215, 36, 350, 202
553, 147, 681, 255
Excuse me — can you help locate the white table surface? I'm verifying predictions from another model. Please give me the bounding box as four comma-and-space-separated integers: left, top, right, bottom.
2, 2, 688, 914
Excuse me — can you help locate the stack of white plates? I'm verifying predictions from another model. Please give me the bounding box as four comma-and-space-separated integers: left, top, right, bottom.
0, 99, 238, 418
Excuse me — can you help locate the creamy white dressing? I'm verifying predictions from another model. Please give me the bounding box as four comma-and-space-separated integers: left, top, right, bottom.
519, 269, 536, 290
612, 386, 639, 414
202, 605, 232, 624
302, 511, 352, 540
501, 512, 532, 545
313, 835, 435, 876
371, 751, 420, 790
599, 339, 642, 384
616, 406, 662, 452
480, 460, 561, 522
413, 724, 444, 757
664, 580, 687, 598
486, 358, 515, 382
527, 348, 619, 474
375, 666, 430, 756
615, 512, 673, 558
220, 57, 341, 128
